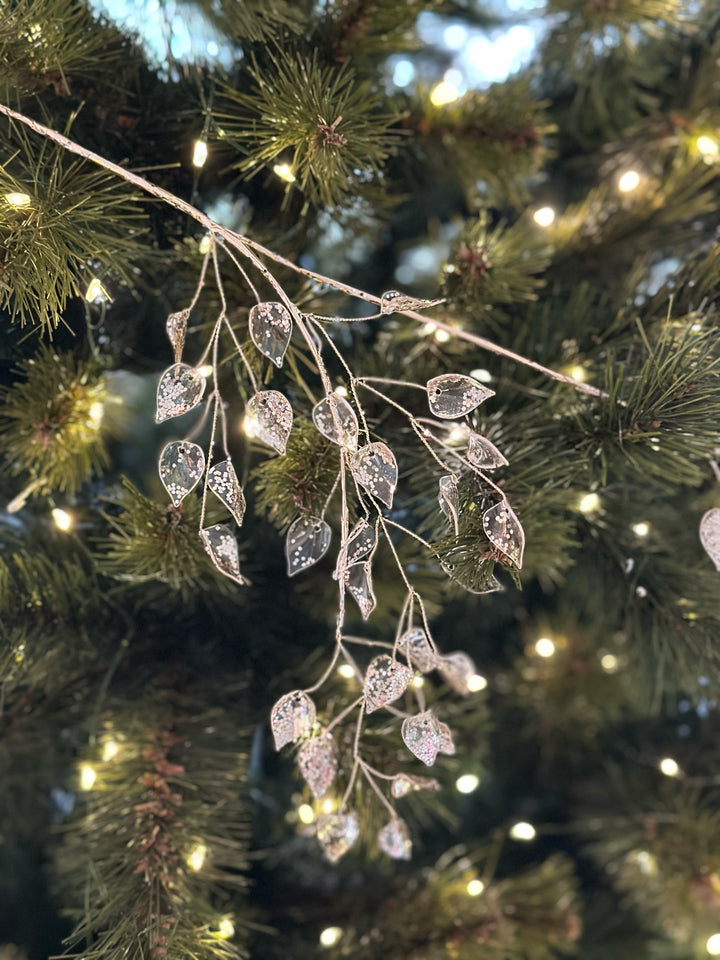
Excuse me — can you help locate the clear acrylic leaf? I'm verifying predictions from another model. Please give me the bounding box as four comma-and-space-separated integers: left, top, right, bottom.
297, 732, 337, 799
158, 440, 205, 507
270, 691, 316, 750
483, 499, 525, 568
378, 818, 412, 860
200, 523, 246, 586
398, 627, 437, 673
440, 553, 504, 594
437, 651, 477, 696
401, 710, 442, 766
350, 442, 398, 508
333, 518, 376, 580
427, 374, 494, 420
438, 721, 456, 756
245, 390, 293, 455
390, 773, 440, 798
286, 516, 331, 577
312, 394, 359, 449
379, 290, 443, 315
700, 508, 720, 571
316, 812, 359, 863
165, 308, 188, 361
156, 363, 206, 423
363, 655, 413, 714
438, 475, 460, 535
248, 301, 293, 368
466, 432, 508, 470
207, 460, 246, 526
345, 561, 376, 620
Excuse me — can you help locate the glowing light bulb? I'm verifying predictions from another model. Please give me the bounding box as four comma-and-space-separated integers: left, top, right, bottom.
4, 192, 31, 208
79, 764, 97, 790
242, 414, 258, 438
447, 426, 467, 443
467, 674, 487, 692
568, 365, 587, 382
470, 368, 492, 383
632, 522, 650, 537
578, 492, 601, 514
273, 163, 296, 183
198, 234, 212, 254
412, 675, 425, 689
533, 206, 555, 227
186, 842, 208, 871
217, 917, 235, 939
85, 278, 111, 303
101, 739, 119, 761
434, 328, 451, 343
534, 637, 555, 658
430, 80, 460, 106
197, 364, 214, 378
466, 879, 485, 896
455, 773, 480, 794
319, 927, 343, 947
706, 934, 720, 955
696, 135, 719, 158
52, 508, 73, 532
321, 797, 336, 814
337, 664, 355, 679
618, 170, 640, 193
601, 654, 619, 673
334, 384, 348, 397
509, 821, 536, 841
297, 804, 315, 824
659, 757, 680, 778
192, 139, 208, 168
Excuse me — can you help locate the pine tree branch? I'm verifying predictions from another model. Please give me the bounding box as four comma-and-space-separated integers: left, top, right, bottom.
0, 102, 609, 401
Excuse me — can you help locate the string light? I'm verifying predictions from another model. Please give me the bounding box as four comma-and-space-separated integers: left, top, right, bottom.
534, 637, 555, 658
192, 139, 208, 168
578, 492, 601, 514
88, 401, 105, 426
197, 364, 214, 378
186, 842, 208, 871
79, 764, 97, 790
568, 365, 587, 382
696, 135, 719, 158
466, 879, 485, 896
533, 206, 555, 227
101, 739, 119, 761
321, 797, 336, 814
319, 927, 343, 947
334, 384, 348, 397
216, 917, 235, 939
242, 414, 258, 438
509, 821, 536, 841
618, 170, 640, 193
430, 80, 460, 106
85, 278, 111, 303
706, 934, 720, 955
51, 508, 73, 532
273, 163, 296, 183
4, 192, 31, 208
198, 234, 212, 254
600, 654, 619, 673
632, 522, 650, 537
455, 773, 480, 794
434, 328, 451, 343
659, 757, 680, 778
297, 804, 315, 824
412, 675, 425, 689
337, 663, 355, 679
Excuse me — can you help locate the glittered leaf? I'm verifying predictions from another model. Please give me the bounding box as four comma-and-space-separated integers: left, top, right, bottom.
379, 290, 443, 315
271, 691, 316, 750
334, 518, 376, 580
248, 301, 293, 368
158, 441, 205, 507
246, 390, 293, 455
700, 508, 720, 571
363, 655, 413, 713
312, 394, 359, 449
200, 523, 246, 586
345, 561, 376, 620
483, 499, 525, 568
438, 721, 456, 756
466, 432, 508, 470
438, 475, 460, 535
350, 442, 398, 508
316, 812, 359, 863
207, 460, 246, 526
286, 516, 331, 576
297, 733, 337, 799
166, 309, 188, 362
378, 818, 412, 860
427, 374, 494, 419
401, 710, 442, 766
391, 773, 440, 798
398, 628, 437, 673
156, 363, 206, 423
438, 652, 477, 695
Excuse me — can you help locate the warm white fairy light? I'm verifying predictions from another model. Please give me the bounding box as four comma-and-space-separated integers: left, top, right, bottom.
430, 80, 460, 106
618, 170, 640, 193
197, 364, 214, 378
696, 135, 719, 158
578, 492, 601, 514
216, 917, 235, 939
4, 192, 31, 208
533, 206, 555, 227
337, 663, 355, 679
186, 842, 208, 871
198, 234, 212, 254
101, 739, 119, 761
334, 384, 348, 397
273, 162, 296, 183
509, 821, 536, 841
455, 773, 480, 794
568, 365, 587, 382
601, 653, 619, 673
632, 522, 650, 537
659, 757, 680, 778
192, 139, 208, 168
466, 879, 485, 896
297, 804, 315, 824
242, 413, 258, 438
467, 673, 487, 692
321, 797, 336, 814
412, 675, 425, 689
534, 637, 555, 658
707, 934, 720, 955
434, 327, 451, 343
447, 426, 467, 443
79, 764, 97, 790
470, 368, 493, 383
51, 508, 73, 532
85, 277, 111, 303
319, 927, 343, 947
88, 401, 105, 426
